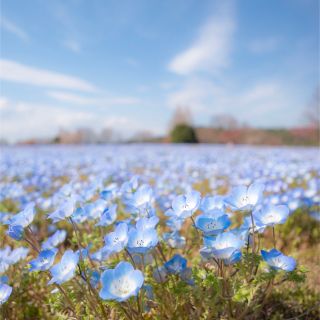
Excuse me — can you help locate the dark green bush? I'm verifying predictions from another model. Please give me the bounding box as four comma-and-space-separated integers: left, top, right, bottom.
170, 124, 198, 143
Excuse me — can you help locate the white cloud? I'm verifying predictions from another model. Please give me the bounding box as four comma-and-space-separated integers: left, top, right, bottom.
0, 99, 144, 143
125, 58, 139, 67
0, 97, 9, 110
0, 17, 29, 42
167, 78, 298, 127
168, 1, 235, 75
249, 37, 280, 54
0, 59, 97, 92
47, 90, 141, 106
64, 39, 81, 53
167, 78, 219, 112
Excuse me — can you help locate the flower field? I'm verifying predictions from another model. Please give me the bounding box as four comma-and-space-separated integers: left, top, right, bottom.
0, 144, 319, 319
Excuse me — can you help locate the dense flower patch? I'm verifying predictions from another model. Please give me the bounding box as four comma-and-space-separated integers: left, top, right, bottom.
0, 145, 319, 319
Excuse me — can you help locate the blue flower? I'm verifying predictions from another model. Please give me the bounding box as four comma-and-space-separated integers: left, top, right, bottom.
164, 254, 187, 274
127, 227, 158, 254
209, 232, 244, 260
136, 216, 159, 230
0, 284, 12, 305
71, 207, 88, 224
0, 275, 8, 284
223, 250, 242, 265
91, 246, 112, 262
165, 216, 183, 231
200, 195, 225, 212
125, 184, 154, 217
96, 204, 117, 227
29, 249, 58, 272
225, 183, 264, 211
6, 203, 36, 228
84, 199, 107, 220
89, 270, 100, 288
6, 224, 24, 241
2, 247, 29, 267
48, 197, 76, 223
195, 212, 231, 236
254, 204, 290, 227
100, 183, 118, 202
48, 250, 79, 285
171, 190, 201, 219
99, 261, 144, 302
104, 223, 129, 253
42, 229, 67, 250
241, 216, 265, 234
163, 231, 186, 248
261, 249, 296, 272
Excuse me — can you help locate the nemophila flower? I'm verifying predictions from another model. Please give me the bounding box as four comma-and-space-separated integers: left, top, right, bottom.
127, 227, 158, 254
104, 223, 129, 253
85, 199, 107, 220
42, 229, 67, 250
171, 190, 201, 219
164, 254, 187, 274
48, 197, 76, 223
89, 270, 100, 288
209, 232, 244, 260
96, 204, 117, 226
261, 249, 296, 272
48, 250, 79, 285
136, 216, 159, 230
0, 212, 11, 224
126, 184, 154, 216
120, 176, 139, 202
8, 203, 36, 228
0, 275, 8, 284
195, 213, 231, 236
200, 195, 225, 212
6, 247, 29, 265
241, 216, 265, 234
166, 216, 183, 231
99, 261, 144, 302
6, 224, 24, 240
223, 250, 242, 265
29, 249, 58, 272
91, 246, 112, 262
163, 231, 186, 248
225, 182, 265, 211
0, 284, 12, 305
100, 183, 118, 202
71, 207, 88, 224
254, 204, 290, 227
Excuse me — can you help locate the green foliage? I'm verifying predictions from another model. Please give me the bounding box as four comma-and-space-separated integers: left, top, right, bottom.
279, 209, 320, 249
170, 124, 198, 143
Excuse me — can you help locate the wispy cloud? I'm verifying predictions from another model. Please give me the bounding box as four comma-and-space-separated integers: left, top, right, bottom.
0, 99, 144, 143
0, 59, 97, 92
168, 1, 235, 75
249, 37, 280, 54
0, 17, 29, 42
63, 39, 81, 53
167, 78, 298, 127
47, 90, 140, 106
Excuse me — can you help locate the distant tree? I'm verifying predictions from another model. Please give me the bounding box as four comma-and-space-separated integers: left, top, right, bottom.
99, 128, 114, 143
170, 124, 198, 143
169, 106, 193, 129
210, 114, 239, 130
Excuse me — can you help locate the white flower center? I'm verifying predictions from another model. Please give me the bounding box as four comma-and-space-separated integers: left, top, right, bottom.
110, 277, 135, 297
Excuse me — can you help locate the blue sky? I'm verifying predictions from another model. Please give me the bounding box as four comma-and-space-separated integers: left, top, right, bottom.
0, 0, 318, 142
